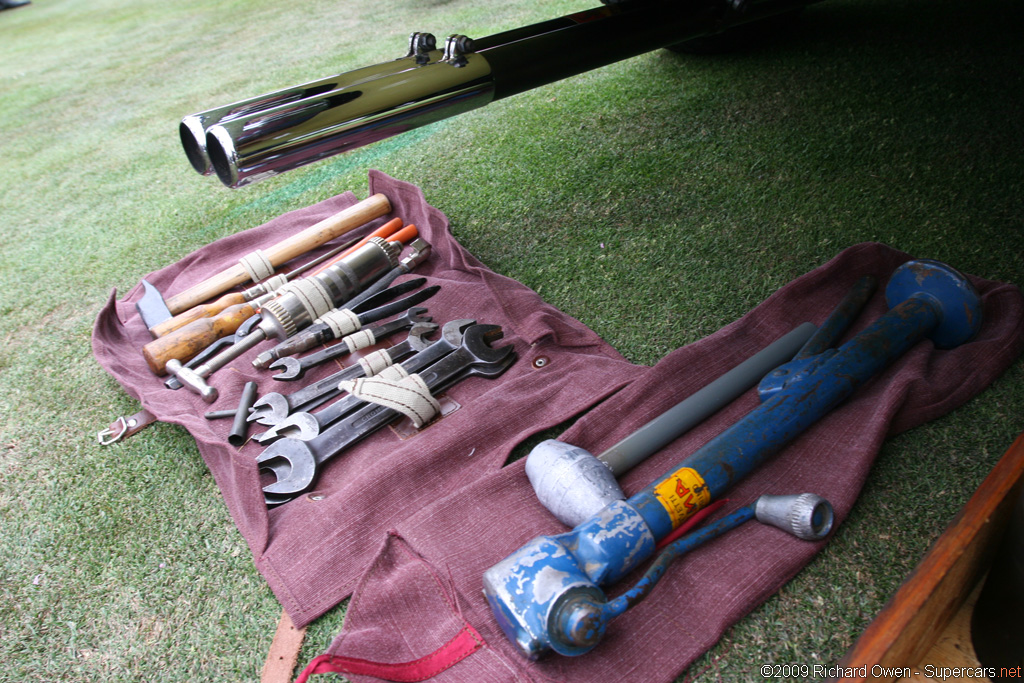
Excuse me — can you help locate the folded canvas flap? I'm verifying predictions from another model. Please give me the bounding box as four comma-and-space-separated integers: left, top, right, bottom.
91, 171, 646, 628
318, 243, 1024, 683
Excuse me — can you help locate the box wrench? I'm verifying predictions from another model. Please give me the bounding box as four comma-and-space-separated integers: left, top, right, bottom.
260, 356, 517, 506
256, 324, 516, 503
266, 306, 432, 382
253, 318, 476, 444
247, 321, 443, 427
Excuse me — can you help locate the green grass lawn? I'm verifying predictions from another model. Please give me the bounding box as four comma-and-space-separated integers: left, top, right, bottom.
1, 0, 1022, 680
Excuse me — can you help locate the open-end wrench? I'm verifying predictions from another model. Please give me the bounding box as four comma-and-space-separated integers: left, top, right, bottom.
253, 318, 477, 444
257, 324, 516, 502
259, 356, 516, 507
247, 321, 442, 425
268, 307, 432, 381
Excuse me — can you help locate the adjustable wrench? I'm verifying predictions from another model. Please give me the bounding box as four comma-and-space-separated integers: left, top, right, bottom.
257, 324, 516, 502
253, 318, 476, 443
268, 306, 432, 381
247, 321, 440, 425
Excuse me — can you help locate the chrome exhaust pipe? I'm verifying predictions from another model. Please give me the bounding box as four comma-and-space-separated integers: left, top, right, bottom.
179, 32, 440, 176
190, 0, 820, 188
206, 41, 495, 188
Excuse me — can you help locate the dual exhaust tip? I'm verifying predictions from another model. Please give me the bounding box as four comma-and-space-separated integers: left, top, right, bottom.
179, 32, 493, 188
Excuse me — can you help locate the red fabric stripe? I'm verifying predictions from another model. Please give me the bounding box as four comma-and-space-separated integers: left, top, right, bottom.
293, 624, 484, 683
654, 498, 730, 551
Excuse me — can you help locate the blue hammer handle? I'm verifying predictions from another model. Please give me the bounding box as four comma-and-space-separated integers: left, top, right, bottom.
483, 259, 983, 659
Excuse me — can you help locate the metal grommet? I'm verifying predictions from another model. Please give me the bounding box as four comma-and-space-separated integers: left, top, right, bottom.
308, 494, 325, 502
532, 356, 549, 369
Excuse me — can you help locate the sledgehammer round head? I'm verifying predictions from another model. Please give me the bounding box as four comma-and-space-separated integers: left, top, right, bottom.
525, 440, 626, 528
886, 259, 982, 349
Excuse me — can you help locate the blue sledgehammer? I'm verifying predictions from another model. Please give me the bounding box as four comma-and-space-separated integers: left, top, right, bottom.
483, 259, 983, 659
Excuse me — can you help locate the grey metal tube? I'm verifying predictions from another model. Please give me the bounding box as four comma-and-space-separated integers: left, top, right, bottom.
597, 322, 816, 475
228, 381, 259, 447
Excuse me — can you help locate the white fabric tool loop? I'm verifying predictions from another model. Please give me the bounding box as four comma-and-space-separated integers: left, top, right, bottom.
260, 273, 289, 293
343, 328, 377, 354
317, 308, 362, 339
375, 364, 409, 382
278, 279, 335, 319
357, 348, 393, 377
239, 249, 274, 282
339, 373, 440, 428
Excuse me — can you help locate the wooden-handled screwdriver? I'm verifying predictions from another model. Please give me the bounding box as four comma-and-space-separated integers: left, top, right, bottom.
143, 296, 271, 375
142, 224, 421, 375
162, 193, 391, 315
148, 217, 405, 338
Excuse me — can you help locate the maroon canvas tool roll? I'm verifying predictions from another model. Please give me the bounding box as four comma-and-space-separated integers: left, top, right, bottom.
302, 243, 1024, 683
91, 171, 646, 628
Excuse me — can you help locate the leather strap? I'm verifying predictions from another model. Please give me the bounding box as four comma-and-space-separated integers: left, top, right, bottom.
97, 408, 159, 445
261, 610, 307, 683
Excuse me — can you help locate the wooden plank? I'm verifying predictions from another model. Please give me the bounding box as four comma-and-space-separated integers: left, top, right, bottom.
894, 580, 984, 682
835, 432, 1024, 682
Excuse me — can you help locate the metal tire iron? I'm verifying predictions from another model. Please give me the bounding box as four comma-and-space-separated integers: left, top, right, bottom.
483, 260, 983, 659
164, 312, 264, 390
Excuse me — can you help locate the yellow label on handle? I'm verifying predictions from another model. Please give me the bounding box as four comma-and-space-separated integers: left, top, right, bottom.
653, 468, 711, 528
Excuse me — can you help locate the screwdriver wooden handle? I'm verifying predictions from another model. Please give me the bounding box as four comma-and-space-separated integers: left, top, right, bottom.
163, 193, 391, 315
149, 291, 246, 338
142, 302, 258, 375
